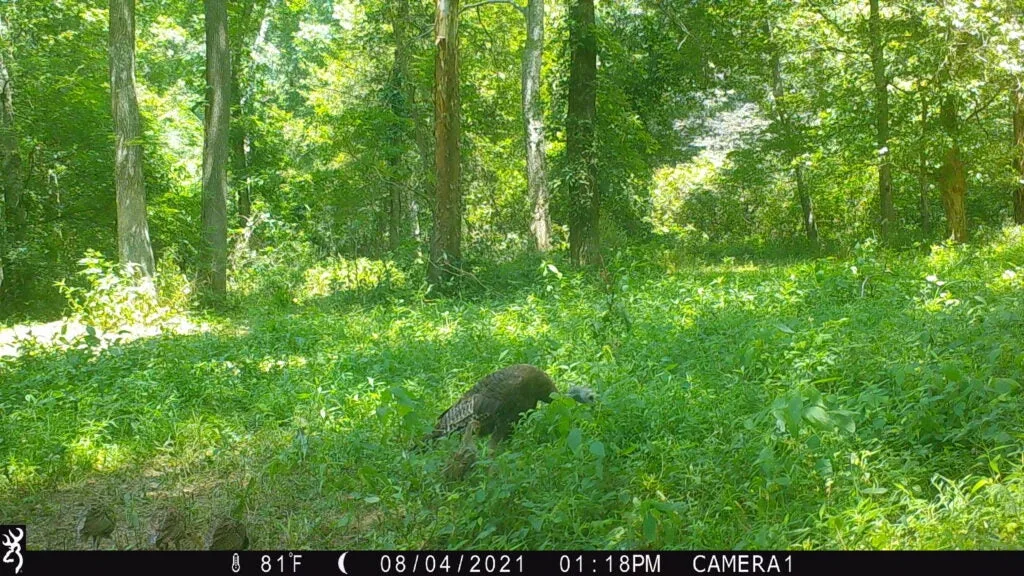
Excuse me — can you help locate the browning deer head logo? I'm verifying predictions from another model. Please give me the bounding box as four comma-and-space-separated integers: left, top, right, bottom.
1, 527, 23, 575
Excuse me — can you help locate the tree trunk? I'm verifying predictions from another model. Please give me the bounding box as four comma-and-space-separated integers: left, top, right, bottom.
1013, 86, 1024, 224
109, 0, 156, 277
938, 93, 967, 242
387, 67, 404, 252
768, 28, 816, 245
795, 163, 818, 243
202, 0, 230, 294
869, 0, 895, 240
567, 0, 599, 266
393, 0, 431, 241
230, 68, 250, 225
0, 52, 20, 292
524, 0, 550, 251
919, 90, 931, 233
428, 0, 462, 286
229, 0, 266, 227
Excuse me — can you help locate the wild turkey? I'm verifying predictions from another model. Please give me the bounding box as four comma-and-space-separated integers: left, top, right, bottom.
150, 506, 186, 550
206, 516, 249, 550
443, 420, 481, 481
431, 364, 595, 447
77, 503, 115, 549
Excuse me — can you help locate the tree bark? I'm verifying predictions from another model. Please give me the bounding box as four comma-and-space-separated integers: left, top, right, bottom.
1013, 86, 1024, 224
109, 0, 156, 277
387, 66, 404, 252
230, 64, 250, 225
768, 26, 817, 245
428, 0, 462, 286
938, 93, 967, 242
524, 0, 550, 251
202, 0, 230, 294
795, 163, 817, 243
567, 0, 599, 266
869, 0, 895, 240
392, 0, 431, 241
0, 51, 21, 291
919, 90, 931, 233
229, 0, 268, 227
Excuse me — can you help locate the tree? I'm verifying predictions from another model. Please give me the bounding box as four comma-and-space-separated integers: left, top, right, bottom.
1014, 85, 1024, 224
0, 51, 21, 292
918, 90, 932, 233
428, 0, 462, 286
202, 0, 231, 294
767, 24, 817, 244
109, 0, 156, 277
524, 0, 550, 251
566, 0, 599, 266
938, 91, 967, 242
391, 0, 431, 240
868, 0, 895, 240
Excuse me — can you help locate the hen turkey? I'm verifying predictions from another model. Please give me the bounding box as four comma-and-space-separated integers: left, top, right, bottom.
431, 364, 595, 446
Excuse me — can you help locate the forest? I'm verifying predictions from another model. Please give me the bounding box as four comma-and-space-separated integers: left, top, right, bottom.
1, 0, 1023, 551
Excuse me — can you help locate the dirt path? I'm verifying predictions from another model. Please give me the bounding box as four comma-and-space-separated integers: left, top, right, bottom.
0, 316, 205, 357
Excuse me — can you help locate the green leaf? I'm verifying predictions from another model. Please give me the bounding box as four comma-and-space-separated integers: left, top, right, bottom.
941, 364, 963, 383
992, 378, 1017, 395
774, 322, 795, 334
815, 458, 834, 479
589, 440, 605, 459
860, 487, 888, 495
642, 510, 657, 542
567, 428, 582, 453
786, 395, 803, 435
803, 405, 831, 429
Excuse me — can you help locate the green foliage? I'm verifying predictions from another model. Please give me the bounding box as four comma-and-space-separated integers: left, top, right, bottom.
4, 230, 1024, 548
55, 250, 192, 331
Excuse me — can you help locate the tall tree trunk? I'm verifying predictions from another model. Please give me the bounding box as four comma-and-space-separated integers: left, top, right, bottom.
768, 27, 817, 245
230, 67, 250, 225
1013, 85, 1024, 224
567, 0, 599, 266
0, 52, 22, 292
918, 90, 931, 234
795, 163, 818, 243
869, 0, 895, 240
428, 0, 462, 286
393, 0, 431, 241
109, 0, 156, 277
524, 0, 550, 251
229, 0, 266, 227
938, 93, 967, 242
387, 67, 404, 252
202, 0, 230, 294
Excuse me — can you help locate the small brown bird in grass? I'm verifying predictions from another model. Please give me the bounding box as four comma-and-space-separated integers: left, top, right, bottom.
206, 516, 249, 550
443, 419, 481, 481
77, 503, 115, 549
150, 506, 186, 550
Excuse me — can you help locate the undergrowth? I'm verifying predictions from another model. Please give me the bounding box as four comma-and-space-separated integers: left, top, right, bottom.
1, 228, 1023, 549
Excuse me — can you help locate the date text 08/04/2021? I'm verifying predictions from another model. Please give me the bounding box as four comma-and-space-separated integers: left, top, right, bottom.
370, 553, 792, 574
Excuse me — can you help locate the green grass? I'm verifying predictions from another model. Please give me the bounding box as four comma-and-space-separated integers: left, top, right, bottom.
2, 230, 1024, 550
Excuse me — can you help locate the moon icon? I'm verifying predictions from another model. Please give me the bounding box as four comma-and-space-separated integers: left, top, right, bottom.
338, 551, 348, 574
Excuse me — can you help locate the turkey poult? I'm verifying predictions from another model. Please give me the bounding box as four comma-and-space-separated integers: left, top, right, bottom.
431, 364, 596, 447
206, 516, 249, 550
77, 503, 115, 549
150, 506, 186, 550
443, 420, 481, 481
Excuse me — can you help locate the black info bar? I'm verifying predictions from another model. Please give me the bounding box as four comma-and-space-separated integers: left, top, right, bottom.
12, 550, 1024, 575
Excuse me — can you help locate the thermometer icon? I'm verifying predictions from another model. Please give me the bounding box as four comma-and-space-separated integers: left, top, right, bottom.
232, 553, 241, 573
